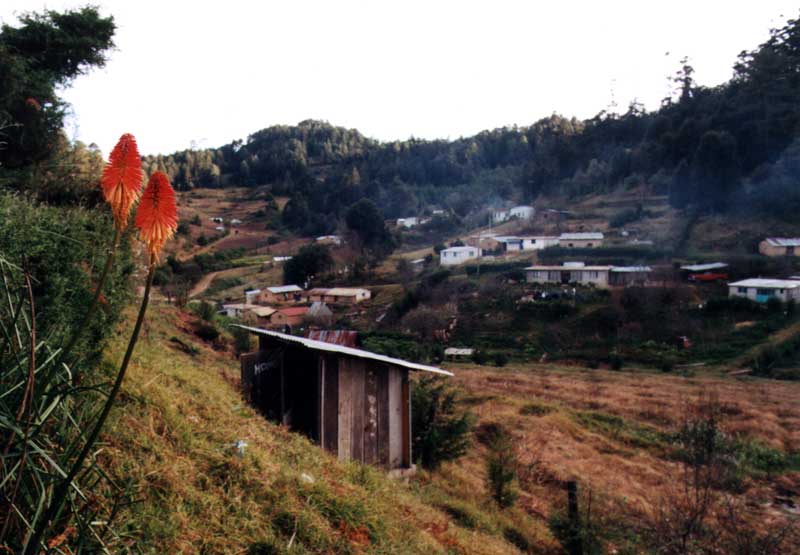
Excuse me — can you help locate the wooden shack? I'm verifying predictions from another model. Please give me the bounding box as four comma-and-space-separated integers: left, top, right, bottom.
238, 326, 452, 473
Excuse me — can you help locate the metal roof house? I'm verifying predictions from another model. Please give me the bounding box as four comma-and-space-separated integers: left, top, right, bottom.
440, 246, 480, 266
728, 278, 800, 303
238, 327, 451, 473
559, 232, 604, 248
759, 238, 800, 257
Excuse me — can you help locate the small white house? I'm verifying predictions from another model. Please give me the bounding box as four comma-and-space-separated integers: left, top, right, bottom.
211, 217, 224, 223
440, 246, 480, 266
396, 217, 419, 228
493, 205, 535, 223
492, 210, 509, 224
244, 289, 261, 304
509, 205, 535, 220
728, 278, 800, 303
221, 303, 259, 318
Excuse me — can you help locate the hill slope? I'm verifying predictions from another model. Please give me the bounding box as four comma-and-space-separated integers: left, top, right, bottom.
100, 304, 557, 554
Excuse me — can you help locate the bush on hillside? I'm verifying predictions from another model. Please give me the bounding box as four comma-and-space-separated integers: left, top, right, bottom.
411, 376, 474, 470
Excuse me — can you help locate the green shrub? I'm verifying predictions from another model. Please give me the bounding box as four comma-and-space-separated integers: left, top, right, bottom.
492, 352, 509, 367
196, 322, 220, 342
411, 376, 474, 470
485, 425, 518, 508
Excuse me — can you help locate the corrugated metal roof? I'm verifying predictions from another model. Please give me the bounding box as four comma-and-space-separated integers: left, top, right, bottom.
611, 266, 653, 273
267, 285, 302, 294
559, 232, 604, 240
326, 287, 370, 296
235, 326, 453, 376
766, 238, 800, 247
444, 348, 474, 356
680, 262, 729, 272
525, 265, 612, 271
306, 329, 358, 346
729, 278, 800, 289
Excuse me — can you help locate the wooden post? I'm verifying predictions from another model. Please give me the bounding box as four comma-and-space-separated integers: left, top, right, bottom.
566, 480, 582, 555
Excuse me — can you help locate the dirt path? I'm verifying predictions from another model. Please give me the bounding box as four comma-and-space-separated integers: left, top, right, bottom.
189, 271, 220, 298
732, 319, 800, 368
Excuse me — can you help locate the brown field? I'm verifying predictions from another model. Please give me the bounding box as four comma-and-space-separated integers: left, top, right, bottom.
439, 361, 800, 544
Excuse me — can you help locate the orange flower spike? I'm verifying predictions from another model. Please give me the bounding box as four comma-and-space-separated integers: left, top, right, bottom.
101, 133, 143, 230
135, 171, 178, 259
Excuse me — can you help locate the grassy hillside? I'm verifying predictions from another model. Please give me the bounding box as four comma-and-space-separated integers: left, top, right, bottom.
100, 303, 558, 554
96, 303, 800, 554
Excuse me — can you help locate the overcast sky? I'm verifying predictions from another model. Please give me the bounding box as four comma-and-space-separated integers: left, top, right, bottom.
2, 1, 796, 156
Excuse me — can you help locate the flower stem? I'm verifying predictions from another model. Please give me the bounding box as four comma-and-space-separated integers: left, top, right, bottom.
24, 253, 156, 555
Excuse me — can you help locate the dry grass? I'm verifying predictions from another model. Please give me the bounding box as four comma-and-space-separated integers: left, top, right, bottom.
447, 362, 800, 524
100, 304, 539, 554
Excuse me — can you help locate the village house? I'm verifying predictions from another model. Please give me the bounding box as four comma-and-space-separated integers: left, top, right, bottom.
396, 217, 419, 228
221, 303, 259, 318
494, 235, 560, 252
322, 287, 371, 305
728, 278, 800, 303
303, 288, 331, 302
466, 234, 501, 253
559, 232, 604, 248
244, 289, 261, 305
759, 238, 800, 257
239, 327, 452, 473
315, 235, 342, 246
440, 246, 480, 266
492, 205, 535, 224
259, 285, 303, 304
525, 262, 612, 287
270, 306, 309, 328
249, 306, 277, 325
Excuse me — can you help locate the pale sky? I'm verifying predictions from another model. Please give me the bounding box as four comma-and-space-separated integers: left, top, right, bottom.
2, 1, 796, 156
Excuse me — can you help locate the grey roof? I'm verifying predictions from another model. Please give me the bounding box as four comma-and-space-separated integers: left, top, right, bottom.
680, 262, 729, 272
235, 326, 453, 376
729, 278, 800, 289
267, 285, 302, 294
559, 232, 604, 240
765, 238, 800, 247
611, 266, 653, 273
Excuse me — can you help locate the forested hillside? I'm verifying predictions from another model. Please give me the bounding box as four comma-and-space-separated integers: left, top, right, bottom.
143, 14, 800, 237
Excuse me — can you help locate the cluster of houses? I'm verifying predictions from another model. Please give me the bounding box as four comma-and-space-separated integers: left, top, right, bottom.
221, 285, 371, 329
440, 232, 605, 266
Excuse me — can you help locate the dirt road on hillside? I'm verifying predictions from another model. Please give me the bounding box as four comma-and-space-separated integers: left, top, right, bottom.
189, 271, 220, 298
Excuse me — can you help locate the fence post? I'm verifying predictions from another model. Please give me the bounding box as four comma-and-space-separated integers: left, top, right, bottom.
566, 480, 583, 555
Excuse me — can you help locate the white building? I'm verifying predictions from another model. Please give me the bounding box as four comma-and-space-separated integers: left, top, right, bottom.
509, 205, 535, 220
396, 217, 419, 228
493, 205, 535, 223
440, 246, 480, 266
221, 303, 259, 318
495, 235, 559, 252
728, 278, 800, 303
244, 289, 261, 304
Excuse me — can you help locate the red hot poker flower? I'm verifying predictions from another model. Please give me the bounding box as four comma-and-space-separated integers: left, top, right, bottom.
135, 171, 177, 259
101, 133, 143, 230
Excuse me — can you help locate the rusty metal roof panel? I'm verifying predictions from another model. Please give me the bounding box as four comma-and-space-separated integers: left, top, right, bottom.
306, 330, 359, 347
234, 325, 453, 376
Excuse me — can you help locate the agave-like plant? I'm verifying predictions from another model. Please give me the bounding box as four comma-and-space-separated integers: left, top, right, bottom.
0, 134, 178, 554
